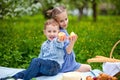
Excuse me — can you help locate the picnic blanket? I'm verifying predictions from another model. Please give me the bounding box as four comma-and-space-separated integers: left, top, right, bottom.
0, 66, 102, 80
0, 66, 24, 78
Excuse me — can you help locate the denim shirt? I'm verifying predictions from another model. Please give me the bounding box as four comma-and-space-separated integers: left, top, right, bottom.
60, 28, 81, 72
38, 38, 65, 68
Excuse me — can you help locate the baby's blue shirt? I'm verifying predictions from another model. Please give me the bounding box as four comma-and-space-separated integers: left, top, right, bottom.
38, 38, 65, 68
60, 28, 81, 72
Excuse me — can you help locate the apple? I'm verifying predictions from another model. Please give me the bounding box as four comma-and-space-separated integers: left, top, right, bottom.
58, 32, 66, 41
69, 31, 78, 41
70, 32, 76, 37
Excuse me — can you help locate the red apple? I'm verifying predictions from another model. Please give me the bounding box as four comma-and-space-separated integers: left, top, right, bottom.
58, 32, 66, 41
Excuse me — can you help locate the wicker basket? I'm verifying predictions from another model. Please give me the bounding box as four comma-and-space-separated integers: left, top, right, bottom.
87, 40, 120, 63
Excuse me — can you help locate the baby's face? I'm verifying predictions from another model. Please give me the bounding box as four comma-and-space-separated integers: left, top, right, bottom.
44, 24, 59, 41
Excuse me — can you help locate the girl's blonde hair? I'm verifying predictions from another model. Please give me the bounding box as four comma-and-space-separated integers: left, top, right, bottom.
46, 6, 66, 18
44, 19, 59, 30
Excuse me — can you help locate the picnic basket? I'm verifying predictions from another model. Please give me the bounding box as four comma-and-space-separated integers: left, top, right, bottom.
87, 40, 120, 63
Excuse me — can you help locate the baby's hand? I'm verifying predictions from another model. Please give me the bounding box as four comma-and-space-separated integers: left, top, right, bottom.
58, 32, 66, 42
69, 32, 78, 43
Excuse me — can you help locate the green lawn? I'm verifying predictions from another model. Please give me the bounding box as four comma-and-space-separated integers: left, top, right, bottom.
68, 15, 120, 69
0, 15, 120, 71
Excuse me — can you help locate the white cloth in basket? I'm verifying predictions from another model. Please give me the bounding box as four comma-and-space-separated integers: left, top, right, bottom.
103, 62, 120, 76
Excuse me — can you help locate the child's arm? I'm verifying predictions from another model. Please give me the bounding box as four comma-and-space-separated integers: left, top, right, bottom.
66, 32, 78, 54
38, 43, 45, 58
54, 32, 66, 48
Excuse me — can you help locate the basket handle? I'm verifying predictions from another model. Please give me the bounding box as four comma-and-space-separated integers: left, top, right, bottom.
110, 40, 120, 58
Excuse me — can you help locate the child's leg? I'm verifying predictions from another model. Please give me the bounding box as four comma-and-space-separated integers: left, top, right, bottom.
11, 58, 42, 80
39, 59, 60, 76
12, 70, 26, 79
23, 58, 42, 80
0, 58, 60, 80
23, 58, 60, 80
75, 64, 91, 72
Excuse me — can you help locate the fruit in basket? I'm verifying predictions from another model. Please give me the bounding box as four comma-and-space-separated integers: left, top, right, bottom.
86, 73, 118, 80
86, 76, 93, 80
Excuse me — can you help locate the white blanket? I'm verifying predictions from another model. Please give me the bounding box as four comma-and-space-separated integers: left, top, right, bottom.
0, 66, 102, 80
0, 66, 24, 78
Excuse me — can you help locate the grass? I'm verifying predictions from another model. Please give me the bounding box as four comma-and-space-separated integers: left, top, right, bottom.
68, 15, 120, 69
0, 15, 120, 79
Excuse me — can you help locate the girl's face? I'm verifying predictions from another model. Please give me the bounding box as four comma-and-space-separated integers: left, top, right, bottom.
44, 25, 59, 41
55, 11, 68, 29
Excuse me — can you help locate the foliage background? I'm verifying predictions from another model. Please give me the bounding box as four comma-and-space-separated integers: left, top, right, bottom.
0, 15, 120, 70
0, 1, 120, 79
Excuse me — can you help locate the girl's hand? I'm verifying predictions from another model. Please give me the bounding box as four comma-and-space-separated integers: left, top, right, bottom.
69, 32, 78, 43
58, 32, 66, 42
66, 32, 78, 54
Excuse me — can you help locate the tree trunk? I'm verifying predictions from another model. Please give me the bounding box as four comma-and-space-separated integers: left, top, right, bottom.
92, 0, 97, 21
78, 7, 84, 21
